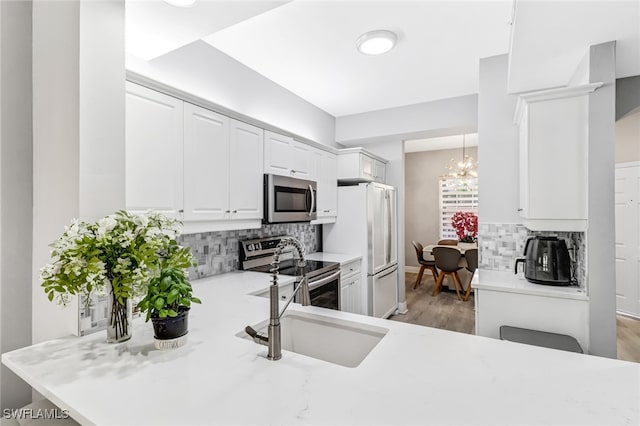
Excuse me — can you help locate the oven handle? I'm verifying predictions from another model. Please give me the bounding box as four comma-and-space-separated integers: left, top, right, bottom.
307, 270, 341, 291
308, 184, 315, 217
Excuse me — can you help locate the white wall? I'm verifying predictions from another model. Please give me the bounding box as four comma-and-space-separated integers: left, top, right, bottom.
32, 0, 125, 344
477, 54, 520, 224
335, 94, 477, 145
616, 109, 640, 163
0, 0, 33, 411
586, 41, 617, 358
126, 41, 337, 148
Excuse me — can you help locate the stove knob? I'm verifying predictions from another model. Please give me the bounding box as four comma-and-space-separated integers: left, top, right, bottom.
246, 244, 254, 251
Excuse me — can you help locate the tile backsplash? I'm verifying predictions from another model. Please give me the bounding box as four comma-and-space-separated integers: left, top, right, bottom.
178, 223, 320, 279
479, 223, 585, 288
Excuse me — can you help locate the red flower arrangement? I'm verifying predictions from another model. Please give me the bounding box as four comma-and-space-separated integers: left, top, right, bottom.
451, 211, 478, 243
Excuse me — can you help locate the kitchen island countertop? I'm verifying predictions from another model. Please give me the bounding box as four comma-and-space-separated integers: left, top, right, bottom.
2, 270, 638, 425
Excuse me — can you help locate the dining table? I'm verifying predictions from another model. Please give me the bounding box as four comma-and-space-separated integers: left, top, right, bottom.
422, 243, 477, 256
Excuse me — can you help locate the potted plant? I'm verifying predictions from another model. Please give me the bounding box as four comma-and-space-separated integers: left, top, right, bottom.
451, 211, 478, 248
137, 264, 201, 349
40, 210, 193, 343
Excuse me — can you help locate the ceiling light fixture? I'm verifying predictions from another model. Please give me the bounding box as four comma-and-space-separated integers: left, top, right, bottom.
441, 134, 478, 190
356, 30, 397, 55
163, 0, 197, 7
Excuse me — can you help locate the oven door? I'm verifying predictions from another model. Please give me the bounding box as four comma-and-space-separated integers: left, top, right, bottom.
297, 269, 341, 310
265, 174, 317, 223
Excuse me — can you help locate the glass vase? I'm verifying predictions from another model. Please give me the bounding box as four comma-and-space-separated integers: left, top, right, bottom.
106, 281, 132, 343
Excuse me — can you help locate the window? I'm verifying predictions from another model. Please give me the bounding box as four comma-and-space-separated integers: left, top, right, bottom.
439, 179, 478, 240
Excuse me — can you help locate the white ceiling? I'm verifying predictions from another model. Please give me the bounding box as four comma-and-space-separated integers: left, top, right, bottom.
508, 0, 640, 93
202, 1, 513, 116
126, 0, 640, 120
126, 0, 513, 117
126, 1, 291, 60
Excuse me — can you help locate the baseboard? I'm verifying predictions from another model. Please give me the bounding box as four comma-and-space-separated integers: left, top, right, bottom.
405, 265, 420, 273
395, 301, 408, 315
616, 311, 640, 320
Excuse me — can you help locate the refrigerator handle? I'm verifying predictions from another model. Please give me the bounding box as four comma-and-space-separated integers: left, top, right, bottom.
386, 191, 391, 264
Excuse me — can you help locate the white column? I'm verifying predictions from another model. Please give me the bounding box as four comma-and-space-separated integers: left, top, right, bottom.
32, 0, 125, 344
0, 0, 33, 411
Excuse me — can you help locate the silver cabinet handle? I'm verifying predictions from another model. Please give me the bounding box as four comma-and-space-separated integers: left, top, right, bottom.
232, 210, 238, 213
178, 209, 184, 213
517, 208, 523, 212
225, 210, 231, 213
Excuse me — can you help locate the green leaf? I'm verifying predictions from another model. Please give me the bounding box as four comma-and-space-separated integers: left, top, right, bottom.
167, 309, 178, 317
48, 291, 54, 302
153, 297, 165, 311
191, 297, 202, 304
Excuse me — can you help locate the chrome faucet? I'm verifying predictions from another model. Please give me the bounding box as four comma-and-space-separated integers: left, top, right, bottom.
245, 236, 311, 360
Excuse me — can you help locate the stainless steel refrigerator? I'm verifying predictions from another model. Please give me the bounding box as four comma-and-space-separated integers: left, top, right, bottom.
323, 182, 398, 318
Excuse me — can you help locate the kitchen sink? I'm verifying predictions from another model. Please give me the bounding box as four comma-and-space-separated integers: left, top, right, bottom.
238, 311, 388, 368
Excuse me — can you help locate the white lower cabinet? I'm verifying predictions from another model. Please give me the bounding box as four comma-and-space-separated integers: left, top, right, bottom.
475, 288, 590, 353
340, 259, 363, 314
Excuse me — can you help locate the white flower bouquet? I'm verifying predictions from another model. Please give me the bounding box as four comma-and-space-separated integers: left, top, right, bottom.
41, 210, 194, 341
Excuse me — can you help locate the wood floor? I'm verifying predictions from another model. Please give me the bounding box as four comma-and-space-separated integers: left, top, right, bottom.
390, 272, 640, 363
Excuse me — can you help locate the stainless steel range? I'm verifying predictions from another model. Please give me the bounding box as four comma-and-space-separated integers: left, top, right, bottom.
240, 236, 341, 310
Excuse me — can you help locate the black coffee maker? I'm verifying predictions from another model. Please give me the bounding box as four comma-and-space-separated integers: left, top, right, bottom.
514, 236, 572, 285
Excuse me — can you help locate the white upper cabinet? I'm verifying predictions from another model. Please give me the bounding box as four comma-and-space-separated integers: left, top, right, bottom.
514, 83, 601, 231
183, 104, 264, 222
264, 130, 313, 179
311, 148, 338, 223
125, 82, 184, 219
126, 82, 264, 230
183, 103, 230, 221
337, 148, 387, 184
229, 119, 264, 220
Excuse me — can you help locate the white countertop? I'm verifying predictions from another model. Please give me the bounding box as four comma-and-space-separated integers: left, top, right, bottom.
472, 268, 589, 301
3, 270, 638, 425
305, 252, 362, 265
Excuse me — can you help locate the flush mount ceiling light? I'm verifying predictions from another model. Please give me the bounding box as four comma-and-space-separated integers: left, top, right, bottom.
356, 30, 397, 55
163, 0, 197, 7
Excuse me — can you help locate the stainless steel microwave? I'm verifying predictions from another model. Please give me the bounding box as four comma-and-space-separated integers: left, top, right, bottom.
264, 174, 317, 223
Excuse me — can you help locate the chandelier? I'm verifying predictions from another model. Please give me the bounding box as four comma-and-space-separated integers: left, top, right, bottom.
441, 134, 478, 189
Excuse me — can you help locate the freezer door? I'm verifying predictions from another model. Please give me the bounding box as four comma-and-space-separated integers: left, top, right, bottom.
369, 265, 398, 318
367, 184, 397, 275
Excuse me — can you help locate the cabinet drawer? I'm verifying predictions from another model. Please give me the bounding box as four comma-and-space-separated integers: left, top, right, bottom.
340, 259, 361, 278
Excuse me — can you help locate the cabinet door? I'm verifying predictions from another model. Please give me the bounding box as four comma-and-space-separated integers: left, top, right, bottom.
373, 160, 386, 183
518, 111, 529, 218
264, 131, 294, 176
183, 103, 230, 221
360, 154, 375, 180
350, 276, 363, 315
323, 152, 338, 216
311, 149, 326, 217
527, 97, 587, 220
340, 281, 351, 313
291, 140, 312, 179
125, 82, 184, 218
229, 119, 264, 220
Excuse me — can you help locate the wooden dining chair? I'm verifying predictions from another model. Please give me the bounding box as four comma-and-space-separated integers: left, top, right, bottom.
432, 247, 464, 300
411, 241, 438, 290
463, 248, 478, 301
437, 239, 458, 246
